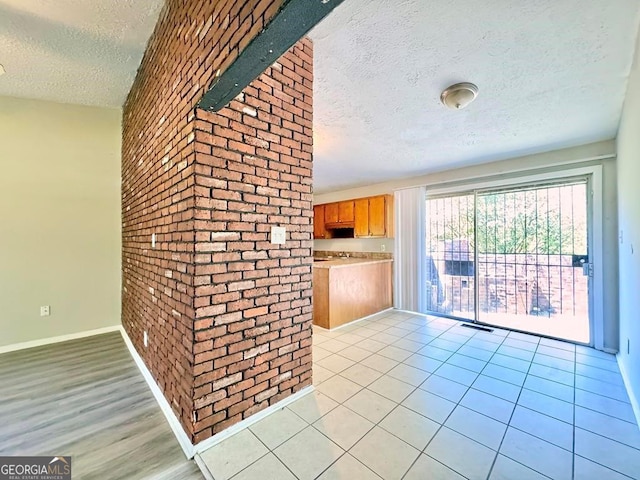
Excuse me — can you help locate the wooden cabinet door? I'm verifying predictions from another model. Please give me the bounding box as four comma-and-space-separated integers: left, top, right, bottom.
313, 205, 326, 239
368, 195, 387, 237
354, 198, 369, 237
324, 203, 339, 224
338, 201, 355, 222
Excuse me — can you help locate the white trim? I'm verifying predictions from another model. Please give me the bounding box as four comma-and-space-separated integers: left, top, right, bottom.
314, 307, 394, 332
120, 326, 315, 459
0, 325, 121, 354
423, 165, 605, 350
1, 324, 317, 462
424, 165, 601, 197
118, 327, 196, 458
193, 456, 215, 480
617, 355, 640, 429
192, 386, 314, 455
392, 153, 616, 193
590, 166, 605, 350
395, 308, 430, 318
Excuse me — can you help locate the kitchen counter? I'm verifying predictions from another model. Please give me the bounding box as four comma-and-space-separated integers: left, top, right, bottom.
313, 257, 393, 329
313, 257, 393, 269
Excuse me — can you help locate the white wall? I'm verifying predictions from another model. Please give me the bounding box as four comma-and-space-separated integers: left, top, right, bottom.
0, 96, 122, 347
617, 35, 640, 421
314, 237, 393, 255
314, 141, 619, 350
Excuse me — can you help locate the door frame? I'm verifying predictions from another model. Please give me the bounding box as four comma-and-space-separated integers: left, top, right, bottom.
425, 165, 603, 348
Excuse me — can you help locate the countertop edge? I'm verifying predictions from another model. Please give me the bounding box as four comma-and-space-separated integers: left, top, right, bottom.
312, 258, 393, 269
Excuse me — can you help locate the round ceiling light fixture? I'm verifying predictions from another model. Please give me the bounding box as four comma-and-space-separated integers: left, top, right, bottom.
440, 82, 478, 110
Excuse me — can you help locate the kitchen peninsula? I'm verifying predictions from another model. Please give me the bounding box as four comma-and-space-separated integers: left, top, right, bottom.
312, 255, 393, 329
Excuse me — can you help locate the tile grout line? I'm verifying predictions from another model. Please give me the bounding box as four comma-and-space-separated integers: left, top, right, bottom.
226, 434, 281, 480
400, 320, 517, 479
205, 312, 634, 480
398, 321, 475, 480
334, 316, 465, 479
485, 332, 542, 479
322, 318, 635, 441
235, 317, 401, 480
312, 315, 425, 478
572, 346, 577, 480
324, 316, 640, 476
311, 313, 636, 479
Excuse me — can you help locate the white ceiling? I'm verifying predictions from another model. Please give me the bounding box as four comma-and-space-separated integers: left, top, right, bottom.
0, 0, 163, 107
310, 0, 640, 193
1, 0, 639, 193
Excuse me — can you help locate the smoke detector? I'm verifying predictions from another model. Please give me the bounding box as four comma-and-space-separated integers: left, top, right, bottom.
440, 82, 478, 110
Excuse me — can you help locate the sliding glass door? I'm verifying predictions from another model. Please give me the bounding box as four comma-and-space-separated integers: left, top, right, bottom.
426, 179, 591, 344
425, 193, 476, 321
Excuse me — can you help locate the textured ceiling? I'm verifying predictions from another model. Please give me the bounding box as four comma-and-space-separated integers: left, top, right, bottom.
0, 0, 163, 107
1, 0, 639, 189
310, 0, 640, 193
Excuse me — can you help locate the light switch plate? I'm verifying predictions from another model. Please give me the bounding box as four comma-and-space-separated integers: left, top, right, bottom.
271, 226, 286, 245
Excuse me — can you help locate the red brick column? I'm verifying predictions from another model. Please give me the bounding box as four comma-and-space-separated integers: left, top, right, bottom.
121, 0, 312, 444
190, 40, 313, 441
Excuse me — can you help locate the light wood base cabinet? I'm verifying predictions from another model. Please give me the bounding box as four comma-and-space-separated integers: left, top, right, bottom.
313, 260, 393, 329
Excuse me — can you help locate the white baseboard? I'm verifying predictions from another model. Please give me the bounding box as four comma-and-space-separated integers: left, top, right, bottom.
193, 455, 215, 480
193, 385, 314, 456
317, 307, 394, 332
1, 323, 316, 460
0, 325, 121, 354
395, 308, 429, 317
617, 354, 640, 430
119, 326, 315, 459
118, 327, 196, 458
0, 325, 313, 459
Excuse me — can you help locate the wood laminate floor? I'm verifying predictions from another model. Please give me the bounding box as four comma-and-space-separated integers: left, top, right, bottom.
0, 332, 203, 480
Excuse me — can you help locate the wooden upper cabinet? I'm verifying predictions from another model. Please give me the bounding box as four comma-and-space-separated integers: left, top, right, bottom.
315, 194, 394, 239
353, 194, 393, 238
354, 198, 369, 237
338, 201, 355, 223
324, 203, 339, 224
368, 195, 387, 237
313, 204, 328, 239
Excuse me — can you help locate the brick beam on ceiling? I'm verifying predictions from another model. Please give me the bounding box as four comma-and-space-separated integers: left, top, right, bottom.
198, 0, 344, 112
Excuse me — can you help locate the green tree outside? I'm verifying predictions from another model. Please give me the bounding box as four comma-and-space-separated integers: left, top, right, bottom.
427, 184, 588, 256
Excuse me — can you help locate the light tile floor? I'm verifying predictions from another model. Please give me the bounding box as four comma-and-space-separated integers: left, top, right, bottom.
198, 310, 640, 480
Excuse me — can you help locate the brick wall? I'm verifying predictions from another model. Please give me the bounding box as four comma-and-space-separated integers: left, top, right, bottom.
428, 254, 589, 317
190, 42, 314, 441
121, 0, 312, 444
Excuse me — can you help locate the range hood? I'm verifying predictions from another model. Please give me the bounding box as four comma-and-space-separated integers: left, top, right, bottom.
324, 222, 355, 239
325, 221, 355, 229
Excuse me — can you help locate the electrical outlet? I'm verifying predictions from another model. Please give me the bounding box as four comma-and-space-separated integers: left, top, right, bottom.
40, 305, 50, 317
152, 233, 156, 248
380, 244, 386, 252
144, 331, 148, 348
271, 226, 286, 245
